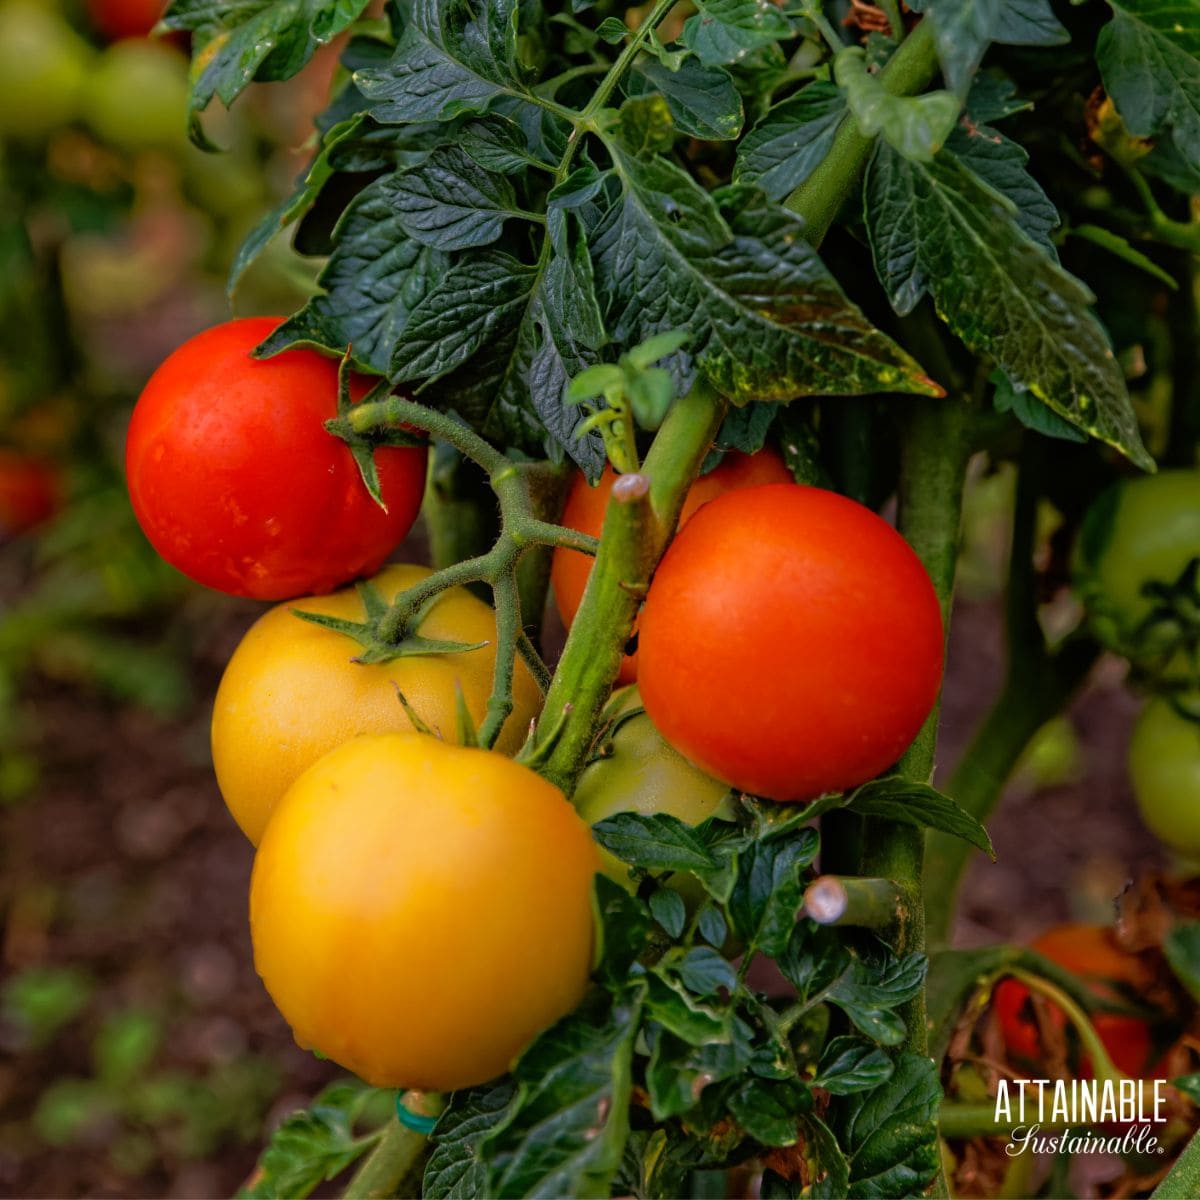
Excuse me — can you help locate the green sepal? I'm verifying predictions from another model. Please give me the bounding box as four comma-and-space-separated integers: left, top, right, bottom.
392, 686, 437, 737
288, 608, 487, 664
454, 681, 481, 748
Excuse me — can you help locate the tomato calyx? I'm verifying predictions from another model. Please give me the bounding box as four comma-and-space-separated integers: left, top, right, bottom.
320, 353, 425, 512
1125, 556, 1200, 687
290, 580, 489, 666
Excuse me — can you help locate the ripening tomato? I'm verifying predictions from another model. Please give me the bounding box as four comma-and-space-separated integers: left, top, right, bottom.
251, 733, 598, 1090
211, 564, 543, 845
1074, 471, 1200, 676
82, 39, 188, 152
125, 318, 426, 600
85, 0, 163, 41
1129, 697, 1200, 857
0, 2, 92, 140
0, 452, 61, 536
574, 686, 736, 890
551, 449, 792, 682
638, 484, 943, 801
995, 924, 1161, 1078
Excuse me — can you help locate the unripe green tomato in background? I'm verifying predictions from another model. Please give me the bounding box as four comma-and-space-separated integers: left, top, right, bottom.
575, 686, 736, 894
1129, 697, 1200, 857
82, 39, 189, 152
0, 1, 93, 140
1074, 470, 1200, 679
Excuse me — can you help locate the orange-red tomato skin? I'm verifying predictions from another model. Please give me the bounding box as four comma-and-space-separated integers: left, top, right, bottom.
637, 483, 944, 802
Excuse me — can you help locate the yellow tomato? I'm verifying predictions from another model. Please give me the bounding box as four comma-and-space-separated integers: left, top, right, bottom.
211, 564, 542, 844
250, 733, 598, 1090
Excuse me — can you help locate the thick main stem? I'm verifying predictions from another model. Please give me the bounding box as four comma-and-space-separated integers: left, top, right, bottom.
526, 384, 726, 795
343, 1119, 427, 1200
860, 398, 971, 1059
924, 444, 1098, 944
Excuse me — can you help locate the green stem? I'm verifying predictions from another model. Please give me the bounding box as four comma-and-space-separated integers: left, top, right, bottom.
784, 18, 938, 243
524, 382, 727, 794
342, 1118, 428, 1200
799, 0, 844, 54
581, 0, 678, 119
1125, 167, 1200, 253
860, 397, 971, 1058
479, 567, 521, 748
924, 443, 1098, 944
879, 0, 905, 41
423, 446, 501, 602
938, 1103, 1073, 1140
1154, 1127, 1200, 1199
804, 875, 904, 928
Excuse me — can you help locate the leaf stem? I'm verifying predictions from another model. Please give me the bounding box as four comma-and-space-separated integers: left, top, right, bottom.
784, 17, 938, 243
582, 0, 679, 120
342, 1116, 427, 1200
800, 1, 845, 54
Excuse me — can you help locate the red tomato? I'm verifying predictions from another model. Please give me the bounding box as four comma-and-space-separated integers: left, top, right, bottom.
125, 318, 427, 600
0, 451, 60, 537
995, 924, 1161, 1078
85, 0, 164, 41
551, 449, 792, 683
637, 483, 943, 801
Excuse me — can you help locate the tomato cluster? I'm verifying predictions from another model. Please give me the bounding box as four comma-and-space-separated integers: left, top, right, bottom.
995, 924, 1163, 1079
125, 320, 950, 1088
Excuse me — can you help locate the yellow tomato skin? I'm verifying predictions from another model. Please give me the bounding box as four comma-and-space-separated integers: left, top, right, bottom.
211, 565, 542, 844
250, 733, 598, 1090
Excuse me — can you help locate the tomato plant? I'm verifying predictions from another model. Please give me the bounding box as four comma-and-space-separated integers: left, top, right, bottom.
995, 924, 1161, 1079
574, 686, 735, 891
84, 0, 164, 42
251, 732, 598, 1090
639, 484, 944, 800
211, 563, 544, 844
125, 317, 427, 600
0, 452, 60, 537
0, 1, 91, 139
1130, 697, 1200, 858
551, 449, 791, 681
1075, 470, 1200, 682
103, 0, 1200, 1194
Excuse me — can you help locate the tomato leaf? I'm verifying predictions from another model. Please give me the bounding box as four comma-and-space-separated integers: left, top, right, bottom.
483, 989, 642, 1199
162, 0, 372, 138
629, 57, 745, 141
644, 1018, 756, 1120
1164, 921, 1200, 1003
907, 0, 1067, 96
728, 1079, 811, 1147
864, 142, 1153, 470
678, 947, 738, 996
594, 875, 652, 983
734, 83, 848, 201
1097, 0, 1200, 177
812, 1037, 896, 1096
593, 153, 941, 405
356, 0, 542, 125
993, 371, 1088, 443
844, 778, 995, 858
727, 830, 819, 957
680, 0, 794, 68
388, 147, 531, 251
648, 887, 687, 939
238, 1082, 381, 1200
819, 1052, 941, 1198
592, 812, 720, 874
424, 1084, 515, 1200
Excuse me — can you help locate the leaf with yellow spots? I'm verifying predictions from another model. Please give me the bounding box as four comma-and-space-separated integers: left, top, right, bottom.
864, 142, 1153, 470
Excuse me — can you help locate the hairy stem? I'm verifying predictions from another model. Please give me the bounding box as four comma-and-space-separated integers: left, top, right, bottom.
342, 1119, 427, 1200
524, 382, 727, 794
860, 397, 971, 1060
784, 18, 938, 243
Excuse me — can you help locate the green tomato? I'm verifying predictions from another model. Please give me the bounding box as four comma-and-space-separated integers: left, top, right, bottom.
1075, 471, 1200, 676
0, 1, 93, 140
1129, 697, 1200, 857
575, 686, 736, 893
82, 40, 189, 153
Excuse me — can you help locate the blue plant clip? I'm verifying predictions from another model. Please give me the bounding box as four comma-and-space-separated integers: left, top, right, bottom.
396, 1092, 439, 1135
